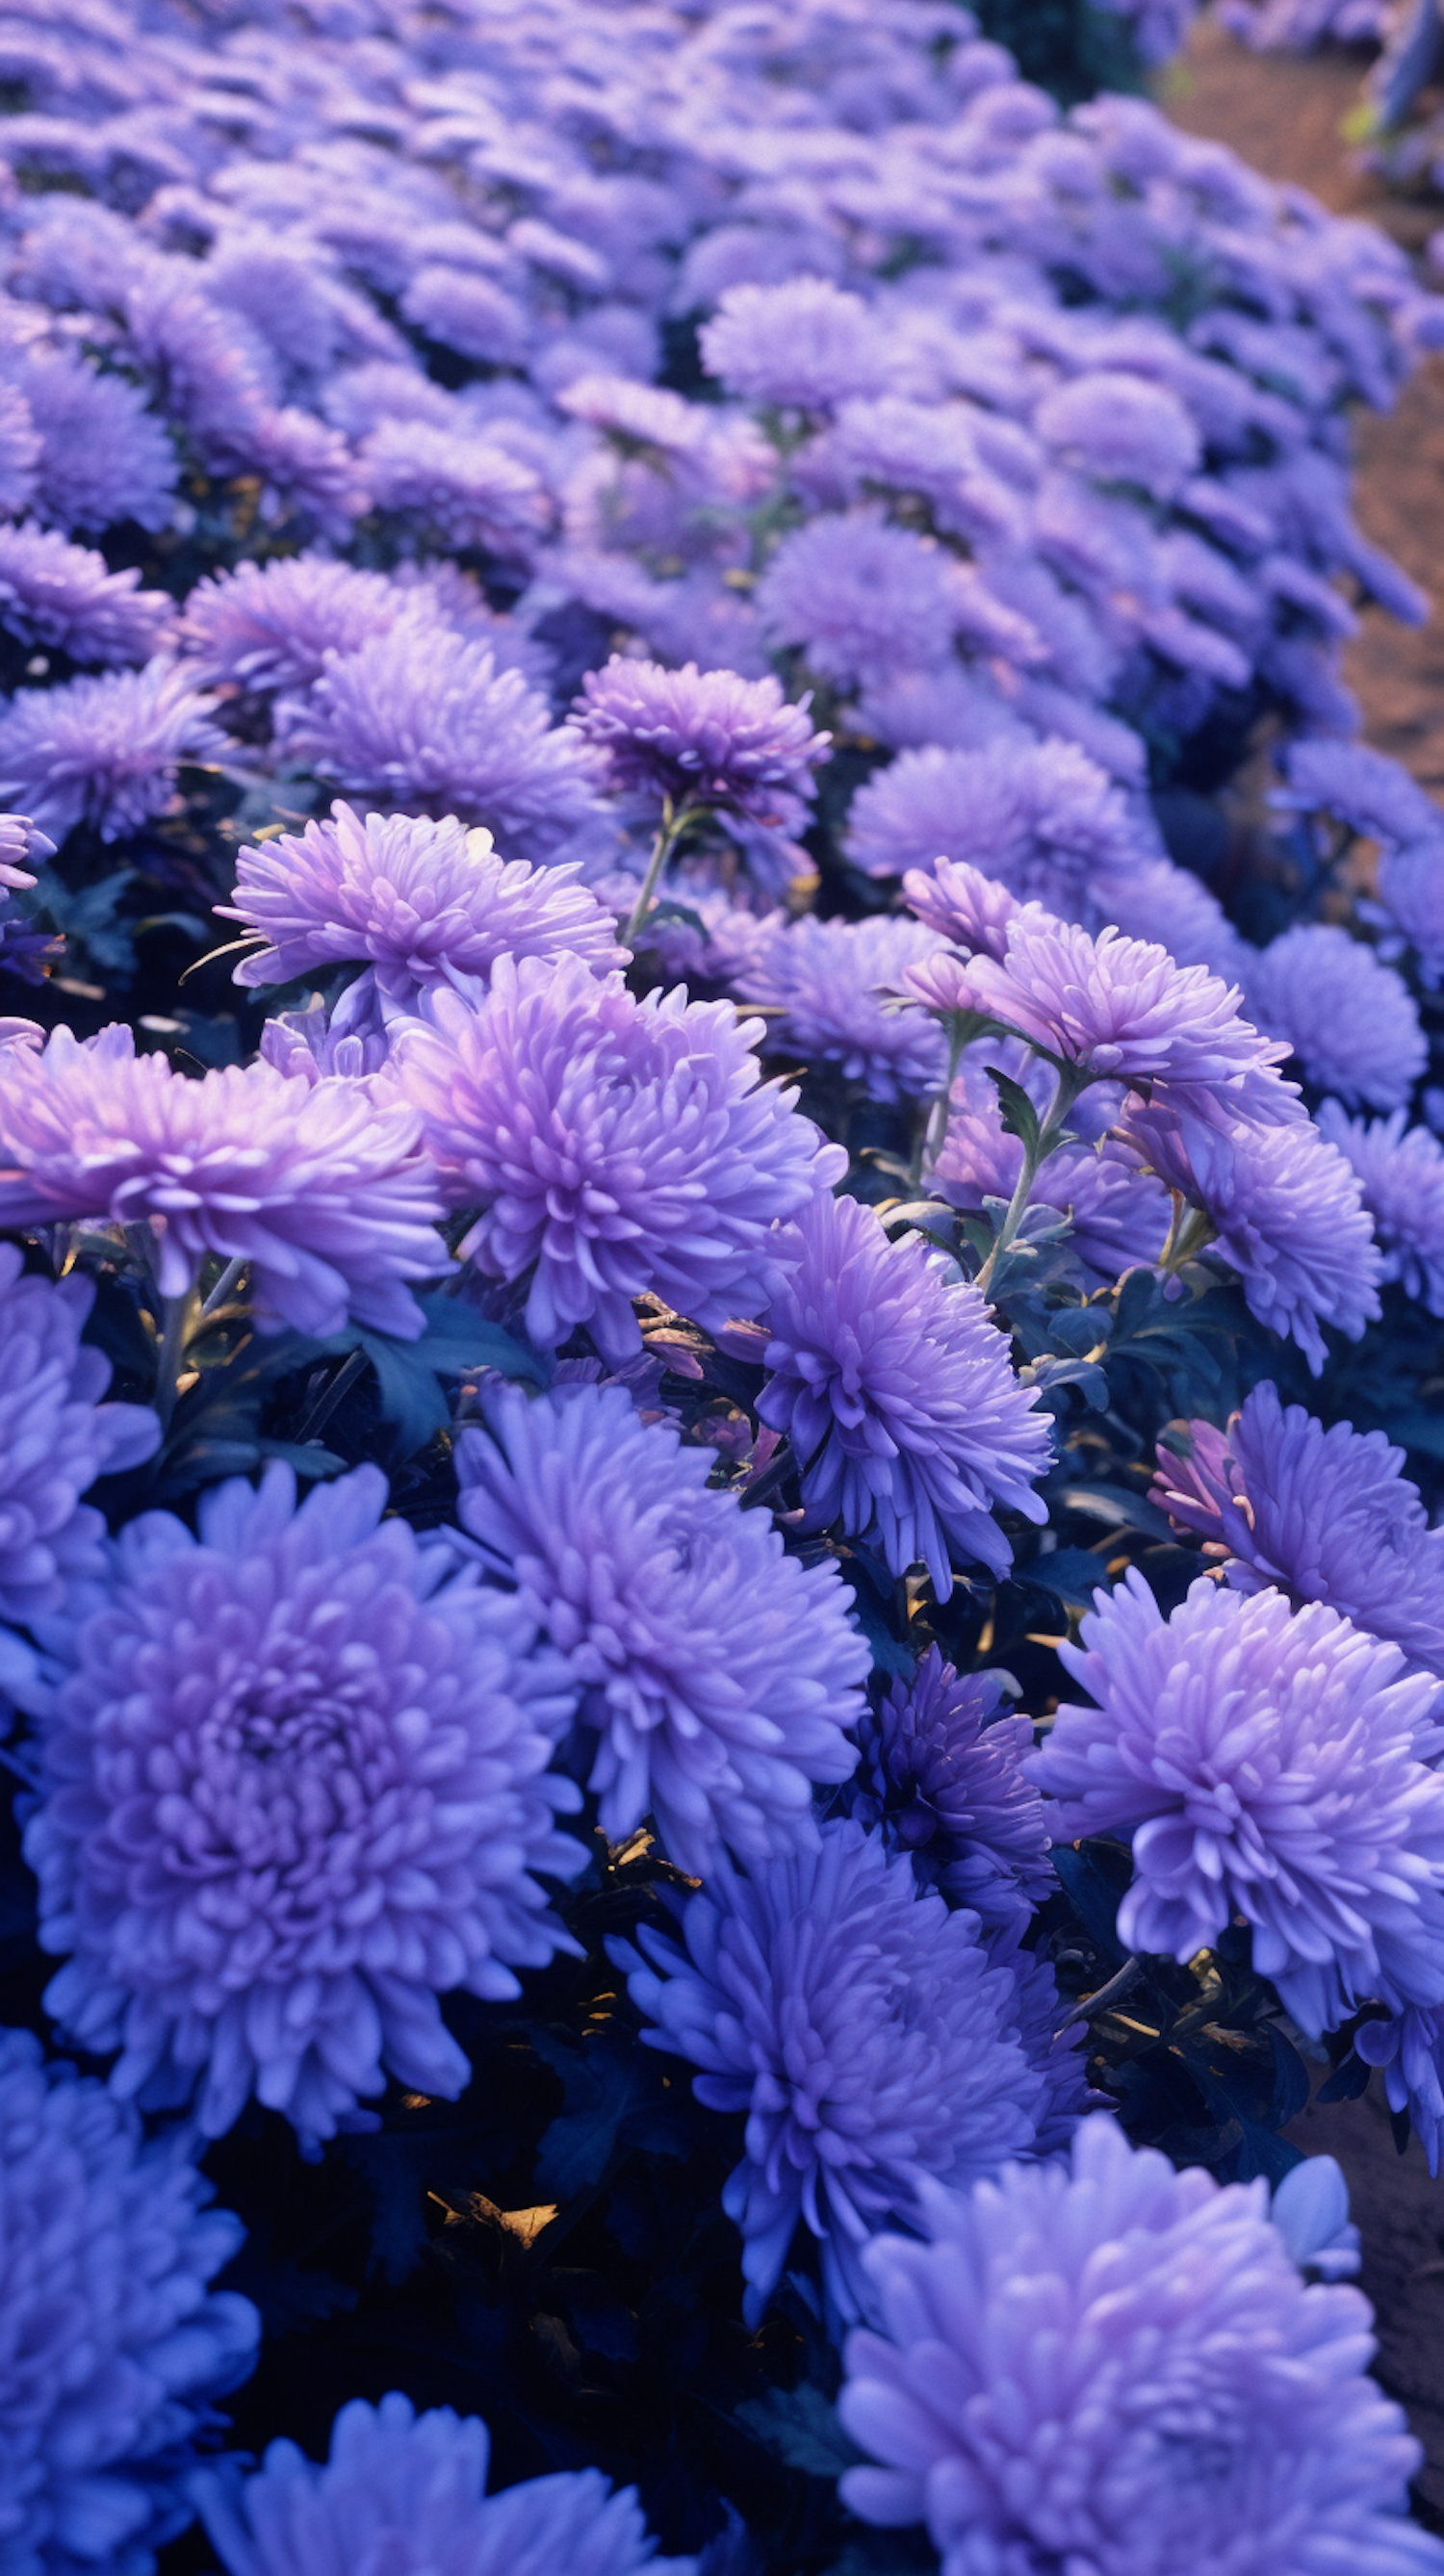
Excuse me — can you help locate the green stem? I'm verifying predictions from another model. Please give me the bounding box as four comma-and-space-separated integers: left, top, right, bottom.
153, 1289, 196, 1433
199, 1254, 246, 1319
623, 798, 688, 946
915, 1016, 967, 1190
974, 1060, 1092, 1301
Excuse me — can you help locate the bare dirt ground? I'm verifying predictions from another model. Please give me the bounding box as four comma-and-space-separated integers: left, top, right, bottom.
1158, 18, 1444, 2505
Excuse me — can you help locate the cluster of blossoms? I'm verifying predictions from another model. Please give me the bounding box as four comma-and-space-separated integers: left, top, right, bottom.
1, 0, 1444, 2563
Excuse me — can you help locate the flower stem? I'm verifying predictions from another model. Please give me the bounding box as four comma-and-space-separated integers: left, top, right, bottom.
915, 1016, 967, 1189
623, 798, 691, 946
974, 1060, 1091, 1301
199, 1254, 247, 1318
153, 1289, 197, 1433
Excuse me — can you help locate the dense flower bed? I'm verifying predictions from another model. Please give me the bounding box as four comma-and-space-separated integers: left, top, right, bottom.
4, 0, 1444, 2567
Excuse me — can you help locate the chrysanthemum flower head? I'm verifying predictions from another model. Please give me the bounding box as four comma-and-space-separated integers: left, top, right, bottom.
0, 1244, 159, 1624
393, 954, 843, 1358
221, 801, 623, 1003
569, 656, 830, 827
699, 276, 891, 410
1152, 1381, 1444, 1676
839, 2114, 1441, 2576
274, 622, 608, 870
903, 856, 1020, 962
1032, 1568, 1444, 2033
756, 1192, 1051, 1591
0, 1024, 451, 1338
1035, 367, 1202, 498
455, 1383, 867, 1874
1127, 1098, 1381, 1372
0, 2027, 258, 2576
0, 523, 175, 668
0, 808, 50, 902
179, 554, 403, 696
738, 914, 948, 1103
20, 1461, 584, 2141
754, 509, 966, 689
1316, 1102, 1444, 1317
944, 906, 1292, 1098
844, 736, 1151, 920
1245, 923, 1426, 1111
363, 419, 552, 559
611, 1819, 1048, 2322
0, 659, 226, 845
194, 2392, 696, 2576
854, 1648, 1054, 1936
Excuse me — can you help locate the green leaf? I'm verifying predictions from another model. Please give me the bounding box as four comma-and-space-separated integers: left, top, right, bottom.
735, 2383, 860, 2478
355, 1297, 548, 1459
531, 2027, 688, 2199
987, 1066, 1042, 1159
1028, 1545, 1113, 1606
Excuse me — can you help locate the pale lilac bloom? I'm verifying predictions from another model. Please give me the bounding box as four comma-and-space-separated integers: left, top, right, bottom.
853, 1647, 1055, 1937
195, 2393, 695, 2576
0, 1244, 159, 1625
19, 1463, 583, 2141
1316, 1103, 1444, 1316
1152, 1380, 1444, 1676
1274, 738, 1441, 851
903, 856, 1020, 962
699, 276, 892, 410
1033, 1569, 1444, 2034
222, 802, 622, 1002
179, 556, 403, 695
362, 421, 551, 560
0, 1025, 451, 1339
844, 737, 1151, 921
1245, 924, 1426, 1112
0, 809, 50, 901
393, 955, 844, 1357
738, 914, 948, 1103
274, 623, 608, 869
455, 1383, 867, 1875
0, 660, 225, 844
1034, 369, 1201, 499
839, 2116, 1440, 2576
0, 524, 174, 667
610, 1820, 1047, 2323
754, 1191, 1051, 1590
1128, 1101, 1382, 1371
0, 2028, 257, 2576
755, 511, 968, 689
17, 346, 178, 535
569, 656, 830, 826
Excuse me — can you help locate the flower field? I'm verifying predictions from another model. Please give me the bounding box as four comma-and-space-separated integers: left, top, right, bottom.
8, 0, 1444, 2567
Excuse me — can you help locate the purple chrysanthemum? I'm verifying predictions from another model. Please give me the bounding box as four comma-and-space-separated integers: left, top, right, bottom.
18, 1462, 583, 2141
838, 2115, 1440, 2576
362, 420, 551, 560
1035, 369, 1202, 499
179, 556, 403, 696
1032, 1568, 1444, 2033
752, 1191, 1051, 1590
1274, 736, 1441, 852
737, 914, 948, 1103
1316, 1103, 1444, 1316
194, 2393, 695, 2576
392, 955, 843, 1358
221, 801, 623, 1003
754, 510, 967, 690
18, 347, 178, 536
455, 1383, 867, 1874
0, 1244, 159, 1625
699, 277, 891, 411
941, 908, 1292, 1099
611, 1819, 1048, 2322
569, 657, 830, 827
1355, 2005, 1444, 2177
853, 1648, 1055, 1936
903, 856, 1020, 962
1245, 924, 1426, 1112
274, 624, 607, 869
1153, 1384, 1444, 1676
844, 737, 1151, 922
0, 659, 225, 845
0, 1025, 451, 1339
1126, 1099, 1381, 1371
0, 524, 174, 669
0, 2027, 258, 2576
